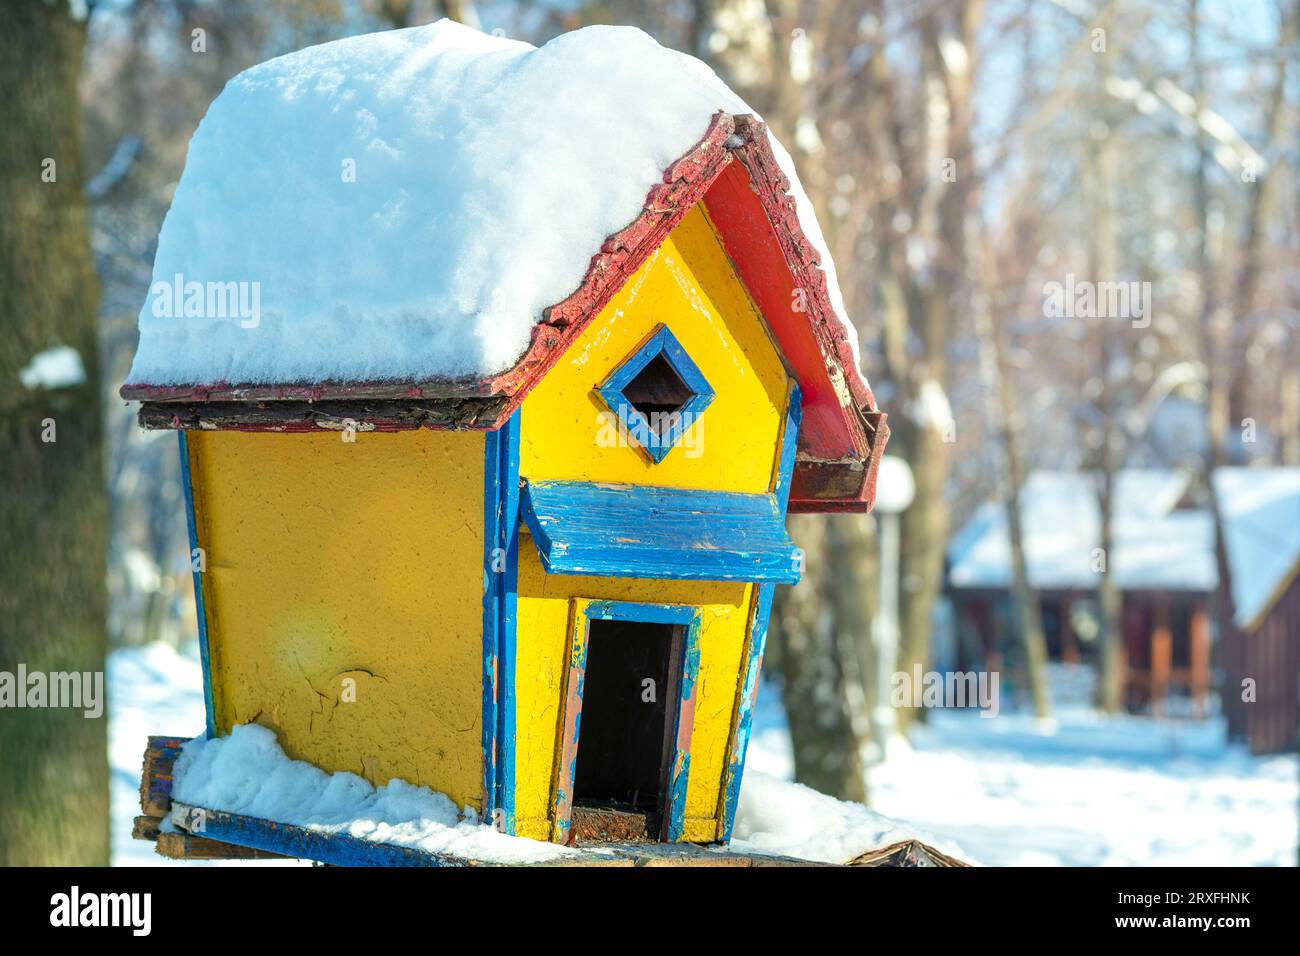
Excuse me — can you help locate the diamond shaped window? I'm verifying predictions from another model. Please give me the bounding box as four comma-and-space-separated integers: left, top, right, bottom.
597, 326, 714, 463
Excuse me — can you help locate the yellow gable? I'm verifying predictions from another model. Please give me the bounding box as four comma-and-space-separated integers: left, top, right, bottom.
519, 204, 791, 495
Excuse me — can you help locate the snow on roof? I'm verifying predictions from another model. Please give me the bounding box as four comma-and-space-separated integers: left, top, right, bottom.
1213, 467, 1300, 629
125, 20, 861, 389
947, 469, 1217, 593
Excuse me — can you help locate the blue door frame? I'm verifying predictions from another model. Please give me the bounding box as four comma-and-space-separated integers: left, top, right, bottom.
550, 600, 702, 844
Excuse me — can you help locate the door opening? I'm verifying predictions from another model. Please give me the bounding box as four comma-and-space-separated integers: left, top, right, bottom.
570, 618, 682, 842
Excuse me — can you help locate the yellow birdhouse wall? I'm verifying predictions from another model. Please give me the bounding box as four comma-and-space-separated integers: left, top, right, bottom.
512, 205, 792, 842
185, 428, 487, 810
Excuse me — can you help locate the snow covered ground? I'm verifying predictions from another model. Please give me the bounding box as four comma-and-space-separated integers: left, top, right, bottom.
110, 643, 1296, 866
748, 679, 1298, 866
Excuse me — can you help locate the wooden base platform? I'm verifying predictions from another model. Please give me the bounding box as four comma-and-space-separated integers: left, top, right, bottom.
135, 735, 966, 867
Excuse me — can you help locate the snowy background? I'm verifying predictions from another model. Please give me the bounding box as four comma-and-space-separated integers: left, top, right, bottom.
111, 642, 1297, 867
9, 0, 1287, 869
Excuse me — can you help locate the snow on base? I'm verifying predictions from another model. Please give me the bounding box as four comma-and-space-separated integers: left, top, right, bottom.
172, 724, 574, 864
730, 770, 969, 864
112, 643, 955, 866
126, 19, 863, 388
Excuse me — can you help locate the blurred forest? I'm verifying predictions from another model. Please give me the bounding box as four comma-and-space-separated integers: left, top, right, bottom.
1, 0, 1297, 861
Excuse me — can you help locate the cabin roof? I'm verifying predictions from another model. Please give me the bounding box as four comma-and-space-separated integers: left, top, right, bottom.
947, 470, 1218, 595
121, 22, 886, 512
1213, 467, 1300, 630
949, 467, 1300, 623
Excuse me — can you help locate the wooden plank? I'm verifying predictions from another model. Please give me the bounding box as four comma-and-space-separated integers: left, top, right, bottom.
154, 831, 288, 862
144, 737, 968, 867
847, 840, 970, 868
1190, 604, 1211, 718
169, 803, 448, 866
139, 734, 190, 817
1151, 601, 1172, 717
665, 618, 700, 842
167, 801, 827, 867
482, 409, 521, 831
520, 479, 802, 583
141, 397, 508, 432
550, 606, 589, 844
177, 435, 217, 738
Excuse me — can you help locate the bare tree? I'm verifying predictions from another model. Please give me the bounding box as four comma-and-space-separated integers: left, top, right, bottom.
0, 0, 108, 865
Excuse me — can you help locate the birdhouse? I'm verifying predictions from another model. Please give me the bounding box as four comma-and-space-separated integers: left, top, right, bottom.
122, 22, 887, 861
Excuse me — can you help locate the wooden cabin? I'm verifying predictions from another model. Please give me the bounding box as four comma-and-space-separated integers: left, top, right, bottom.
122, 112, 887, 856
1215, 468, 1300, 755
946, 470, 1217, 714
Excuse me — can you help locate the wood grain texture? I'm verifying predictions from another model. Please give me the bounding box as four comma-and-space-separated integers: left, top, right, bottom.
140, 397, 508, 431
520, 480, 801, 584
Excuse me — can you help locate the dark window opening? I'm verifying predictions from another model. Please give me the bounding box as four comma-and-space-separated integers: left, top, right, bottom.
621, 353, 694, 434
571, 619, 681, 838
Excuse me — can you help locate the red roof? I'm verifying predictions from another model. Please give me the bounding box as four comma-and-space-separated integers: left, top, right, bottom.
123, 112, 887, 512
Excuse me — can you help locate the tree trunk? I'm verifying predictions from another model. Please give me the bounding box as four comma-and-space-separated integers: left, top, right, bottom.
894, 417, 951, 730
893, 2, 983, 731
1089, 14, 1124, 715
973, 252, 1051, 719
770, 516, 868, 802
1095, 448, 1125, 713
823, 513, 878, 766
0, 1, 108, 865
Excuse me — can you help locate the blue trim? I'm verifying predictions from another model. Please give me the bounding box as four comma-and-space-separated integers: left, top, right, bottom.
482, 410, 521, 832
597, 324, 714, 464
666, 616, 701, 842
182, 807, 460, 866
551, 612, 591, 845
178, 432, 216, 739
773, 383, 803, 513
552, 600, 701, 843
719, 383, 802, 841
585, 600, 698, 625
521, 480, 802, 584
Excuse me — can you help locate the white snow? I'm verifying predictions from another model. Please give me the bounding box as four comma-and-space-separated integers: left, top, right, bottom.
747, 675, 1298, 867
172, 723, 575, 864
1213, 467, 1300, 628
108, 641, 285, 865
110, 642, 953, 866
730, 769, 967, 863
19, 345, 86, 390
948, 469, 1217, 592
126, 19, 861, 388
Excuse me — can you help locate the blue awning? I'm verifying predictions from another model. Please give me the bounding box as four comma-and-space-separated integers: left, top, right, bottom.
520, 480, 801, 584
